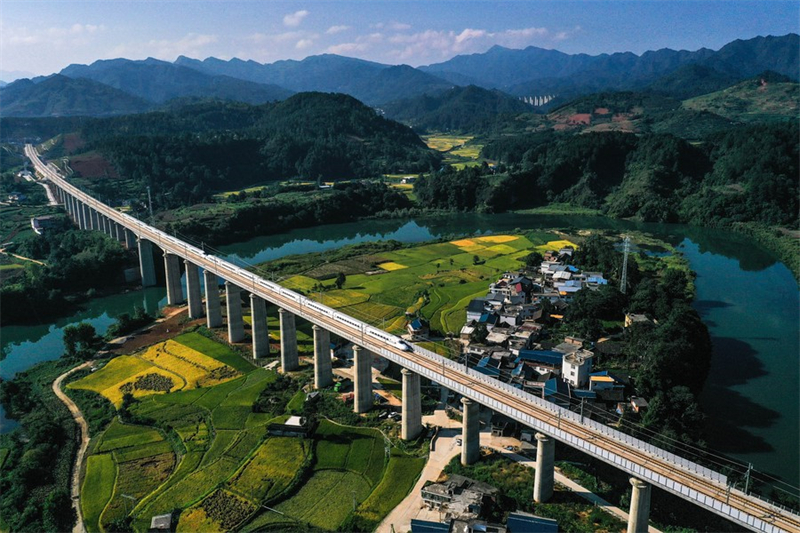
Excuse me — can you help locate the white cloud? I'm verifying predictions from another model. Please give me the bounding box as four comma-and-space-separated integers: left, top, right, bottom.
325, 32, 383, 55
388, 22, 411, 31
388, 26, 555, 61
6, 23, 107, 46
283, 10, 309, 27
326, 25, 350, 35
111, 33, 218, 61
327, 42, 369, 54
295, 38, 314, 50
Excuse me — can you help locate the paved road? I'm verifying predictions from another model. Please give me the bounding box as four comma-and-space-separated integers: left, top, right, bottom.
52, 361, 93, 533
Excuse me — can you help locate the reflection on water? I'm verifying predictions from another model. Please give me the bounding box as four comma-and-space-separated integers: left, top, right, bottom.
2, 213, 797, 486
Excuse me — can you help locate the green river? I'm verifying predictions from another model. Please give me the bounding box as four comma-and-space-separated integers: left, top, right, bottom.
1, 213, 797, 489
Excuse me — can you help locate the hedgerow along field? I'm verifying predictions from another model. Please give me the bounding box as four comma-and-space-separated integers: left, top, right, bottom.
279, 234, 575, 338
76, 330, 424, 532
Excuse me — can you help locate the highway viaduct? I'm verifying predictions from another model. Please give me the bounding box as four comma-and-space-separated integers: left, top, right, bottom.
25, 144, 800, 533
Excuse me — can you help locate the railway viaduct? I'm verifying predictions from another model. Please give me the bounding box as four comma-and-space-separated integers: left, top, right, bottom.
25, 144, 800, 533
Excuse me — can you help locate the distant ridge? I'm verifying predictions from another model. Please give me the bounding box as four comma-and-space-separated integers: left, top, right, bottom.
421, 33, 799, 97
175, 55, 453, 105
0, 75, 152, 117
60, 58, 293, 104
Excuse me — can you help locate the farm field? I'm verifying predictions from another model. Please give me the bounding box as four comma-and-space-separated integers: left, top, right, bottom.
277, 234, 571, 339
68, 332, 242, 406
242, 420, 424, 532
75, 326, 425, 533
421, 133, 485, 169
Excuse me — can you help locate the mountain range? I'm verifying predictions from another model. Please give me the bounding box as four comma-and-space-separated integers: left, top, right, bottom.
0, 33, 796, 118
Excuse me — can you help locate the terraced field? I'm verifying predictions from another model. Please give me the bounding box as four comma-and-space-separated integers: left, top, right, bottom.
68, 333, 242, 406
77, 330, 425, 533
242, 420, 422, 532
277, 234, 559, 338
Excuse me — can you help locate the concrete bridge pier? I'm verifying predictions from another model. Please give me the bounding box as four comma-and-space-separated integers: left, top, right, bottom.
204, 271, 222, 328
100, 214, 109, 235
461, 398, 480, 465
137, 238, 157, 287
185, 260, 204, 319
163, 252, 184, 305
65, 195, 74, 221
124, 228, 135, 249
226, 282, 245, 343
250, 293, 269, 358
278, 308, 298, 372
533, 432, 555, 502
91, 209, 100, 231
73, 198, 80, 225
353, 345, 372, 413
79, 203, 89, 230
313, 325, 332, 389
111, 220, 125, 244
401, 368, 422, 440
627, 478, 651, 533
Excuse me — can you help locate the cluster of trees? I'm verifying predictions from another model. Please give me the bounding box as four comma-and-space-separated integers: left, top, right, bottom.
169, 181, 412, 245
562, 235, 711, 446
72, 94, 440, 211
417, 122, 798, 229
1, 229, 132, 325
0, 361, 77, 532
105, 306, 154, 339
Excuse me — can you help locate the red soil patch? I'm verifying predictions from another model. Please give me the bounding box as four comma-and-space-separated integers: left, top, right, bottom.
594, 107, 610, 115
71, 153, 120, 179
568, 113, 591, 125
63, 133, 85, 154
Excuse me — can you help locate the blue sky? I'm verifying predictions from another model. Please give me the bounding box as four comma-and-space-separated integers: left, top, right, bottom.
1, 1, 798, 79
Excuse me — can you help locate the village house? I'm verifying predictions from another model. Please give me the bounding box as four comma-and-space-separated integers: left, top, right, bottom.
421, 474, 500, 519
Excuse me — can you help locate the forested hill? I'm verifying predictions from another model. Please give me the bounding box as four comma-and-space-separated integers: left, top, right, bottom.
61, 93, 441, 208
0, 75, 153, 117
381, 85, 532, 133
419, 122, 799, 229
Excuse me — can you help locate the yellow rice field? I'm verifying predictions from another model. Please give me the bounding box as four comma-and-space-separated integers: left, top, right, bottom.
534, 239, 579, 253
69, 340, 241, 406
377, 261, 407, 271
475, 235, 518, 244
141, 340, 240, 388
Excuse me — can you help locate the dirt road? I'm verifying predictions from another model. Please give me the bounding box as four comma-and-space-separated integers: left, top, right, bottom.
53, 361, 93, 533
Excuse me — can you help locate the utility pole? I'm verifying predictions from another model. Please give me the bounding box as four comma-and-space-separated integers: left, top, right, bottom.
620, 235, 630, 294
146, 186, 154, 222
744, 463, 753, 494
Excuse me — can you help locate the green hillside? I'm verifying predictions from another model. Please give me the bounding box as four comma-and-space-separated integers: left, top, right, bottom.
683, 75, 799, 122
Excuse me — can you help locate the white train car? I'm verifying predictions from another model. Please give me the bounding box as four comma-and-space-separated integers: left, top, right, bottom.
366, 326, 411, 351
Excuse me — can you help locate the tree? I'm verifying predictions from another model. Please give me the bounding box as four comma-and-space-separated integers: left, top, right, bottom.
469, 323, 489, 344
335, 272, 346, 290
524, 251, 544, 269
42, 489, 75, 533
62, 322, 99, 358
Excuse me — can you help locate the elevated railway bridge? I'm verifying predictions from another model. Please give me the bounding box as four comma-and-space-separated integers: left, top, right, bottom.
25, 144, 800, 533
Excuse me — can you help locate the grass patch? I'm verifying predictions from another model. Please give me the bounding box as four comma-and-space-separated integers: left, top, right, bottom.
81, 454, 116, 533
173, 330, 256, 373
97, 420, 163, 452
229, 437, 310, 502
347, 451, 426, 531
